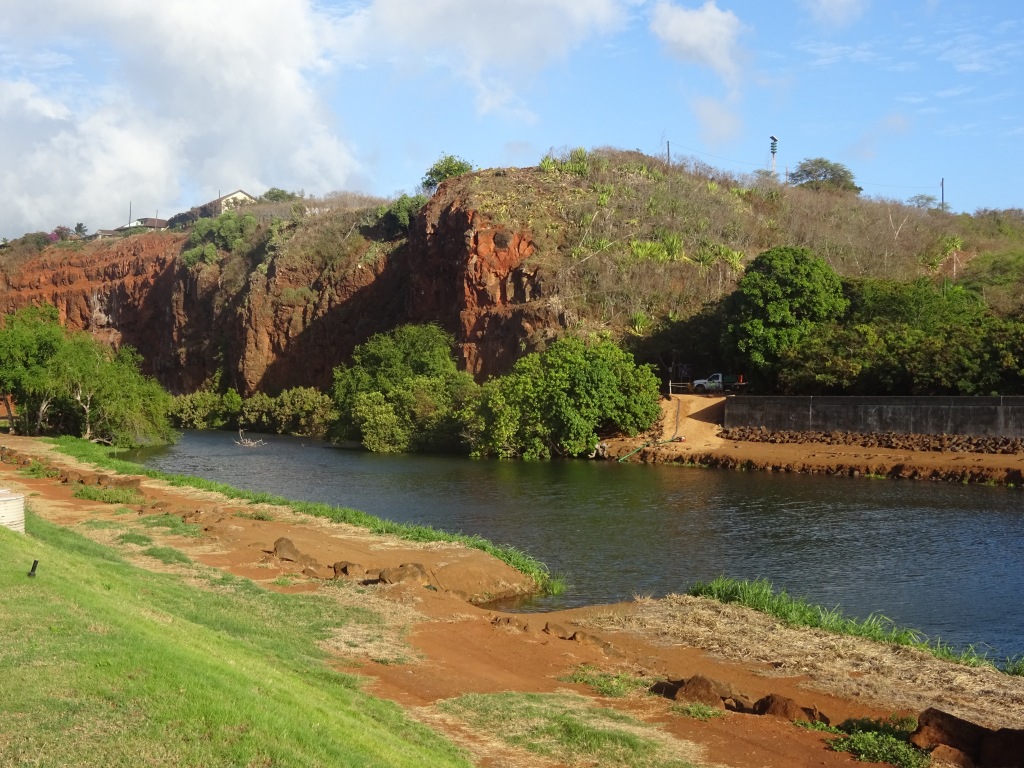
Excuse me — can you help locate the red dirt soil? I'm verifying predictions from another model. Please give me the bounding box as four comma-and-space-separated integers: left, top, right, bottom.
3, 413, 1022, 768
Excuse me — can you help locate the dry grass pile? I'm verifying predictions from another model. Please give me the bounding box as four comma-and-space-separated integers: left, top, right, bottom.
582, 594, 1024, 731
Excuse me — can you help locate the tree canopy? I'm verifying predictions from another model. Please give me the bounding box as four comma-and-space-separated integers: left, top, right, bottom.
466, 336, 661, 460
789, 157, 862, 194
422, 154, 473, 194
775, 278, 1021, 395
722, 246, 848, 382
331, 324, 476, 453
0, 305, 175, 446
259, 187, 303, 202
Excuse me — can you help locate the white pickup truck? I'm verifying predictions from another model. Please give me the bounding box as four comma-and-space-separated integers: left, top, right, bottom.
691, 373, 746, 393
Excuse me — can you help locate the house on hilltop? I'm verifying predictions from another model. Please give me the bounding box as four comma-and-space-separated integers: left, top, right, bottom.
167, 190, 257, 229
90, 218, 169, 240
211, 190, 257, 213
121, 217, 169, 231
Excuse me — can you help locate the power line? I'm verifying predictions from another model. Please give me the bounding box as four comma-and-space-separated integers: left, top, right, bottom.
666, 142, 762, 168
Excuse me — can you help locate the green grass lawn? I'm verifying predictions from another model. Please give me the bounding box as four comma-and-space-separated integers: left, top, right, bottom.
0, 513, 471, 768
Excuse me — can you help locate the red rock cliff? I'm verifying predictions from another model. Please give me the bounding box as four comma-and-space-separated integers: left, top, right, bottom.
407, 189, 561, 379
0, 197, 564, 393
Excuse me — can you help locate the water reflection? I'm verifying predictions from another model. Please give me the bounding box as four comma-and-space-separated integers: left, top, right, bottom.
137, 430, 1024, 657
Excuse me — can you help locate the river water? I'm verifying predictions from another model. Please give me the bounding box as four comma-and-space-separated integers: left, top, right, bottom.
137, 430, 1024, 658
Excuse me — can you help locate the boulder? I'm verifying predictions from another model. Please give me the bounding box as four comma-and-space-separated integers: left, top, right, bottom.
379, 562, 429, 586
332, 561, 365, 579
931, 744, 976, 768
911, 708, 989, 758
302, 564, 332, 579
753, 693, 806, 722
272, 537, 302, 562
724, 694, 755, 714
980, 728, 1024, 768
673, 675, 726, 710
800, 704, 830, 726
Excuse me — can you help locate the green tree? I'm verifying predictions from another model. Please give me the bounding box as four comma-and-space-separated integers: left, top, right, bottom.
789, 157, 862, 193
331, 324, 477, 453
777, 279, 1004, 396
467, 336, 661, 459
74, 222, 88, 236
259, 187, 303, 203
270, 387, 337, 436
89, 347, 175, 447
170, 390, 229, 429
422, 154, 473, 194
722, 246, 848, 383
0, 305, 66, 434
0, 306, 174, 445
906, 194, 938, 209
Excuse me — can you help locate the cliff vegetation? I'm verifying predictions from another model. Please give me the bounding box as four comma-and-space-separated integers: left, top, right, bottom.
2, 147, 1024, 405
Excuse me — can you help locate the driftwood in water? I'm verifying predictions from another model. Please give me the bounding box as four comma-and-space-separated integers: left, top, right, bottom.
233, 429, 267, 447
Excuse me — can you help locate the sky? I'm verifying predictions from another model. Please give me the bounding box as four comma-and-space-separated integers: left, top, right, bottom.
1, 0, 1021, 240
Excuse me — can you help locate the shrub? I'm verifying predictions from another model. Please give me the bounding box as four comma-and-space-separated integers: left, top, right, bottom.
467, 336, 661, 459
270, 387, 337, 436
422, 154, 473, 193
170, 390, 228, 429
331, 324, 476, 452
375, 195, 428, 238
179, 211, 259, 267
829, 717, 928, 768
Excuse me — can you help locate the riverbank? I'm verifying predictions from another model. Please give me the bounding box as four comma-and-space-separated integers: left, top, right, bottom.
3, 434, 1023, 768
606, 395, 1024, 486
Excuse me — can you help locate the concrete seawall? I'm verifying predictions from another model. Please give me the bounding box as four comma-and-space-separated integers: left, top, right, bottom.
724, 395, 1024, 439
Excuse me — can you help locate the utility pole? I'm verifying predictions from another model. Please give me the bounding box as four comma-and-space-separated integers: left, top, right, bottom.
941, 178, 945, 211
769, 135, 778, 177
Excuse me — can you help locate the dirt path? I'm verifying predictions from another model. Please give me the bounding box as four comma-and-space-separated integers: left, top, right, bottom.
3, 431, 1022, 768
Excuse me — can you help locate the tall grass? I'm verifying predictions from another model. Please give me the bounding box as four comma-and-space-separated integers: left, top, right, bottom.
688, 576, 1023, 675
47, 437, 560, 593
0, 513, 470, 767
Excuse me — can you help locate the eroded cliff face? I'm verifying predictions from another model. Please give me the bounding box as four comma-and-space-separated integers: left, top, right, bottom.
0, 233, 210, 391
407, 191, 562, 379
0, 196, 564, 394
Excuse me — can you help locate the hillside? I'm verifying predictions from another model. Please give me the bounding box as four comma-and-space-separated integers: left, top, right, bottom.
2, 148, 1023, 395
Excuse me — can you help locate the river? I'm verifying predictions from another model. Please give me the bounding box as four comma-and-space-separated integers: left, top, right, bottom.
136, 430, 1024, 659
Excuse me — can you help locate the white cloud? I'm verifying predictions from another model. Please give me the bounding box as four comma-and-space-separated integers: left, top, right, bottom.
0, 0, 357, 237
329, 0, 629, 115
796, 41, 879, 67
798, 0, 870, 27
649, 1, 744, 90
692, 95, 741, 145
849, 112, 910, 161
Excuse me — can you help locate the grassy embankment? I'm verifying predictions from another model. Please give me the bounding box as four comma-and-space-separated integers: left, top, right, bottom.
688, 576, 1024, 676
0, 513, 471, 767
46, 436, 561, 593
